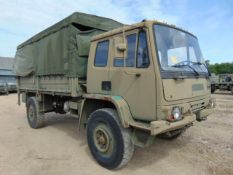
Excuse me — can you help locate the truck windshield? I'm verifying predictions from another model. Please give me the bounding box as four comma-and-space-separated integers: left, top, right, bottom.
154, 24, 208, 75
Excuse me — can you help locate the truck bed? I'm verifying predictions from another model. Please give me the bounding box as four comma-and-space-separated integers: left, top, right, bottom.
18, 75, 86, 97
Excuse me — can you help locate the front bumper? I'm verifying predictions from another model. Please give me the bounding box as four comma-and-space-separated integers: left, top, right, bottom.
196, 97, 215, 121
150, 99, 215, 135
130, 97, 215, 136
196, 106, 214, 121
150, 114, 196, 135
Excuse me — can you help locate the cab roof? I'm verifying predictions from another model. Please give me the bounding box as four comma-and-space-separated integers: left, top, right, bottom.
92, 20, 196, 41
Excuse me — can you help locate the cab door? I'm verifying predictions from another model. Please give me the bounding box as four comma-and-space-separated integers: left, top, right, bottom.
87, 39, 111, 94
109, 29, 156, 121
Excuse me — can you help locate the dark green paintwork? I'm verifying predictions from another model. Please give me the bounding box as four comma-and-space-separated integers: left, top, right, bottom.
13, 12, 123, 77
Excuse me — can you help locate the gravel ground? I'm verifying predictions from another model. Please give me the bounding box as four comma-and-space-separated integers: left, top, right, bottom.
0, 91, 232, 175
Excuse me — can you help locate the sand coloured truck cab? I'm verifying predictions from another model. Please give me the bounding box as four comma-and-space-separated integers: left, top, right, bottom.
86, 21, 215, 130
14, 12, 215, 169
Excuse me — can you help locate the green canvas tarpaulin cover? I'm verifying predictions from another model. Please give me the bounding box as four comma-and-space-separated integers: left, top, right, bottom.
13, 12, 123, 77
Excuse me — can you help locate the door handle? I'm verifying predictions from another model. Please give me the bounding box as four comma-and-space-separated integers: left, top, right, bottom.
124, 71, 141, 77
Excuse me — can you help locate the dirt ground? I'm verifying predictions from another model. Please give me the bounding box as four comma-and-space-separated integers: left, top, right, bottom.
0, 91, 232, 175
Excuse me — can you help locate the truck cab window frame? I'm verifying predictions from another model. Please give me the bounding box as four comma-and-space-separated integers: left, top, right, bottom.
136, 30, 150, 68
113, 30, 150, 68
153, 24, 208, 78
125, 33, 137, 67
94, 40, 109, 67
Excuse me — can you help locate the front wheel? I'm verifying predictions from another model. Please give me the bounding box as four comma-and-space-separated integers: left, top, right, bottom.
87, 108, 134, 169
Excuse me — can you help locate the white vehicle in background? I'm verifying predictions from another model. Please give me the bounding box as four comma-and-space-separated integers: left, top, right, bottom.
0, 80, 8, 94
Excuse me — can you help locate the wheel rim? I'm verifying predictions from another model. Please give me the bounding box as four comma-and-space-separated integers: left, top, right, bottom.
93, 124, 113, 155
28, 105, 35, 122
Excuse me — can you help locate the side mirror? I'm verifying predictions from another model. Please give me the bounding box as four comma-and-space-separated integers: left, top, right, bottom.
116, 43, 126, 51
113, 37, 126, 59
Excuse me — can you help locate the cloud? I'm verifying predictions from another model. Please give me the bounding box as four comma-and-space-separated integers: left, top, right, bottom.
1, 0, 181, 57
0, 0, 232, 63
0, 0, 183, 35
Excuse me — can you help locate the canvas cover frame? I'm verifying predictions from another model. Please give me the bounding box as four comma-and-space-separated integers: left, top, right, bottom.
13, 12, 123, 77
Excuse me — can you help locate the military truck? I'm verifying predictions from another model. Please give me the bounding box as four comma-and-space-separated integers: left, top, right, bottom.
218, 74, 233, 94
14, 12, 215, 169
210, 73, 233, 94
0, 57, 17, 94
210, 73, 219, 93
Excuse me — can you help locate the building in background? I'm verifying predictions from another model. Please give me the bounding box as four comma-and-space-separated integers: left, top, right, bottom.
0, 57, 17, 94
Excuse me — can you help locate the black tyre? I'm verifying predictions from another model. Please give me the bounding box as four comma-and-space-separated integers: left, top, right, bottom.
211, 84, 216, 93
26, 97, 45, 129
231, 86, 233, 94
157, 128, 183, 140
87, 108, 134, 169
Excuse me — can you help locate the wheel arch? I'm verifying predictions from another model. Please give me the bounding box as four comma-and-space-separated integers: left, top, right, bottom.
79, 94, 134, 129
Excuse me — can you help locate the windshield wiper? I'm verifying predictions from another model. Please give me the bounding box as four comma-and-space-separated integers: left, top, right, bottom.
193, 61, 211, 76
172, 61, 199, 77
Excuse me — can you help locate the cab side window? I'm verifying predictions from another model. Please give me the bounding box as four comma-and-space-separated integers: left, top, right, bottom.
137, 31, 150, 68
125, 34, 137, 67
113, 31, 150, 68
94, 40, 109, 67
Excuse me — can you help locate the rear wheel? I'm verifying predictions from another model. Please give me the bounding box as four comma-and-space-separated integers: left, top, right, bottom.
26, 97, 45, 129
231, 86, 233, 94
87, 108, 134, 169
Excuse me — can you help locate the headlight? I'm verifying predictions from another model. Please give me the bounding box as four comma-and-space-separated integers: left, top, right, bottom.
171, 107, 182, 121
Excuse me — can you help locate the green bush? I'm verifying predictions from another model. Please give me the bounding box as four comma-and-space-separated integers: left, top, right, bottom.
208, 62, 233, 74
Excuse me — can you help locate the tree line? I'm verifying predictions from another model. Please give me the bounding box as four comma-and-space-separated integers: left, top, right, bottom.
207, 62, 233, 74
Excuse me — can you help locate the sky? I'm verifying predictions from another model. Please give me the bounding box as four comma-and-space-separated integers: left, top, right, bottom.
0, 0, 232, 64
